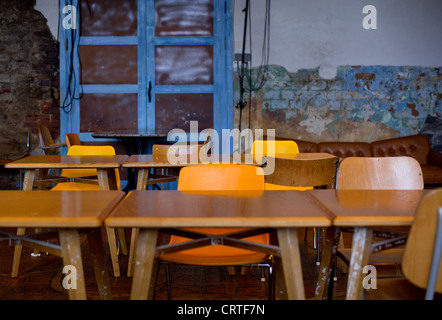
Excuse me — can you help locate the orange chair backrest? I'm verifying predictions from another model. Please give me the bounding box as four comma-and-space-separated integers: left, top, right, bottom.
177, 164, 265, 191
337, 156, 424, 190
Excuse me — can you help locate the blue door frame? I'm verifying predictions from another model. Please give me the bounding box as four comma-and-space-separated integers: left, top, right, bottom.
59, 0, 233, 151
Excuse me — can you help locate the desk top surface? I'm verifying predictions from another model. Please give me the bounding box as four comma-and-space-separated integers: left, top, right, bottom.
121, 154, 260, 167
0, 191, 125, 228
105, 190, 332, 228
307, 189, 429, 227
5, 155, 128, 169
121, 152, 335, 168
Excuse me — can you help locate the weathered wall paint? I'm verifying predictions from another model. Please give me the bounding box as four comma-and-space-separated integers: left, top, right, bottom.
234, 65, 441, 143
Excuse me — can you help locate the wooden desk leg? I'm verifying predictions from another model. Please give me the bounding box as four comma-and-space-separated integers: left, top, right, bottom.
315, 226, 340, 300
127, 168, 150, 277
130, 228, 158, 300
106, 227, 120, 277
277, 227, 305, 300
86, 228, 112, 300
136, 168, 150, 190
59, 229, 87, 300
127, 227, 139, 277
97, 168, 111, 191
346, 227, 373, 300
11, 227, 25, 277
97, 168, 127, 277
11, 170, 35, 277
22, 169, 35, 191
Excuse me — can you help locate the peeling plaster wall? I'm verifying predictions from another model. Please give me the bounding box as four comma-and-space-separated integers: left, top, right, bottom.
234, 65, 441, 143
234, 0, 442, 144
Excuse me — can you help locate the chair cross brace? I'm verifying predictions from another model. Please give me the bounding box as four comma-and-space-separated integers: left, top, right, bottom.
156, 228, 280, 258
371, 235, 408, 253
0, 230, 62, 257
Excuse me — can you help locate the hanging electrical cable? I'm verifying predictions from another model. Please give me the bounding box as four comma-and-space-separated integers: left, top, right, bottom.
235, 0, 271, 130
60, 0, 83, 114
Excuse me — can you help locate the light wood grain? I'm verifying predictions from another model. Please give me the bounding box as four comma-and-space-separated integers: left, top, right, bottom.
5, 155, 127, 169
308, 189, 427, 227
106, 190, 332, 229
336, 156, 424, 190
0, 191, 125, 228
122, 154, 261, 168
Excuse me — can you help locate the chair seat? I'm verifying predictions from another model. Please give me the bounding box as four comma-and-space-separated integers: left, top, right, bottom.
161, 228, 269, 266
51, 182, 101, 191
61, 168, 98, 179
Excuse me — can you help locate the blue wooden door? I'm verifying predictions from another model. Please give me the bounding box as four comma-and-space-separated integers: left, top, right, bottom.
59, 0, 233, 146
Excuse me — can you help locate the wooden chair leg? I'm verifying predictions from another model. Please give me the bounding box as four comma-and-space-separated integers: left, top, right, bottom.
227, 266, 235, 275
32, 228, 42, 257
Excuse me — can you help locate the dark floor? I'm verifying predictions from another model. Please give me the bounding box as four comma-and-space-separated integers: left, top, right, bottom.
0, 227, 379, 300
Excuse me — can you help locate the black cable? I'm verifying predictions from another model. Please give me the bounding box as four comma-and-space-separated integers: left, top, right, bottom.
60, 0, 83, 114
244, 0, 271, 129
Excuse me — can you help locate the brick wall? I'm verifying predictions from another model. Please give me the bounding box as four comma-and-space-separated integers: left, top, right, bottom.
0, 0, 59, 189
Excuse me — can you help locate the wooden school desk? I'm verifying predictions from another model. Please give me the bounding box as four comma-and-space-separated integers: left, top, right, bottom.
0, 190, 125, 300
105, 190, 333, 300
309, 189, 429, 300
5, 154, 128, 277
5, 154, 128, 191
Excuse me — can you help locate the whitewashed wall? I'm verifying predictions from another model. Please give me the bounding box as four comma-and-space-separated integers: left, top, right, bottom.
36, 0, 442, 72
234, 0, 442, 72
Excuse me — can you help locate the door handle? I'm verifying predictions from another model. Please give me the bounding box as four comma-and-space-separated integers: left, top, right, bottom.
148, 81, 152, 103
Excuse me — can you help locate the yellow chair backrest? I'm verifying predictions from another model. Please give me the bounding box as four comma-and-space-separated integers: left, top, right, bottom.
60, 145, 120, 189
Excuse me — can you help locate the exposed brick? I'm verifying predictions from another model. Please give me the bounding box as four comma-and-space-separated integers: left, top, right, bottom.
0, 0, 60, 189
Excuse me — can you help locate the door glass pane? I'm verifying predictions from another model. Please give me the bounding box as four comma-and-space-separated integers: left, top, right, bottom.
155, 94, 213, 132
80, 94, 138, 132
155, 0, 213, 37
155, 46, 213, 85
80, 0, 138, 36
80, 46, 138, 85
